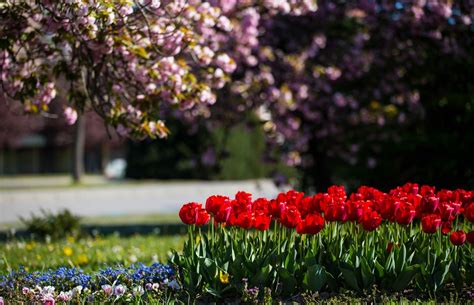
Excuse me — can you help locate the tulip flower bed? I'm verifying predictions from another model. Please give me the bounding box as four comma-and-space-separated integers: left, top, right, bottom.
173, 183, 474, 301
1, 184, 472, 304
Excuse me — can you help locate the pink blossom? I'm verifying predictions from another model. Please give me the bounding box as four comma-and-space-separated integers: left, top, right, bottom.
215, 54, 236, 73
102, 284, 113, 296
42, 294, 55, 305
64, 107, 78, 125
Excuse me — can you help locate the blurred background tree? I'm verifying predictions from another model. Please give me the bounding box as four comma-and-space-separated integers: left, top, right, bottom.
190, 0, 474, 191
1, 1, 472, 192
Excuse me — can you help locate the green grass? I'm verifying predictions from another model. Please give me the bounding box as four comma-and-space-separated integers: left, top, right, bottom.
0, 234, 185, 273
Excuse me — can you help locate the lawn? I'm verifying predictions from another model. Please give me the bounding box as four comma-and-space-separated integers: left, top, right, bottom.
0, 234, 185, 273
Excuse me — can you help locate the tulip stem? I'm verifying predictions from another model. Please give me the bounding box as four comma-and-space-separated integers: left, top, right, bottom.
209, 217, 213, 250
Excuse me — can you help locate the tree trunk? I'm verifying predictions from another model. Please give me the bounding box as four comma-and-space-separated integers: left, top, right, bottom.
72, 114, 86, 183
302, 140, 332, 193
312, 150, 332, 192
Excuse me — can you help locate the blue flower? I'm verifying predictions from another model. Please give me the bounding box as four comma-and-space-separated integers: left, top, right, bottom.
0, 263, 175, 295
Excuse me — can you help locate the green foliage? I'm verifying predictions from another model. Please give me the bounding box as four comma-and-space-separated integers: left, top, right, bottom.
20, 209, 81, 240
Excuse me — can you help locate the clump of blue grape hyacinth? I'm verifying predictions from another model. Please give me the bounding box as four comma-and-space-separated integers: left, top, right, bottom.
0, 263, 178, 304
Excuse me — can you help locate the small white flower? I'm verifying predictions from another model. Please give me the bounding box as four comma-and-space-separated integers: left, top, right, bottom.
119, 4, 134, 16
63, 107, 78, 125
41, 293, 55, 304
129, 254, 138, 263
145, 83, 157, 93
114, 284, 126, 296
102, 284, 113, 295
58, 291, 72, 302
132, 286, 144, 296
149, 0, 161, 9
42, 286, 55, 294
72, 285, 83, 296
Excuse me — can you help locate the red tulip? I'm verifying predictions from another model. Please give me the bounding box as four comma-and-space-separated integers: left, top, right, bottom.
437, 189, 454, 202
421, 214, 442, 234
409, 194, 423, 211
420, 185, 436, 196
215, 204, 232, 223
280, 206, 302, 228
296, 214, 324, 234
235, 191, 252, 204
466, 231, 474, 244
450, 201, 462, 216
269, 199, 286, 218
441, 221, 452, 235
327, 185, 347, 200
346, 200, 364, 221
253, 198, 270, 215
401, 182, 419, 195
325, 203, 348, 222
196, 209, 210, 226
360, 209, 382, 231
179, 202, 202, 225
284, 190, 305, 207
232, 197, 252, 214
395, 203, 416, 225
386, 242, 394, 253
450, 230, 466, 246
297, 196, 314, 218
464, 203, 474, 222
379, 197, 400, 221
254, 212, 272, 231
456, 190, 472, 206
206, 195, 230, 215
419, 196, 439, 214
233, 212, 254, 229
312, 193, 328, 214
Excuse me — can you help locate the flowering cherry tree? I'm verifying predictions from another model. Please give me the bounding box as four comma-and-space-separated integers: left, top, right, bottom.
0, 0, 316, 180
0, 0, 239, 137
0, 0, 236, 181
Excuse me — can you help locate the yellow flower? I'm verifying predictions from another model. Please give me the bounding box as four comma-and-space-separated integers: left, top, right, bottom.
67, 236, 75, 243
77, 254, 89, 265
63, 246, 73, 257
370, 100, 380, 110
219, 271, 229, 284
384, 104, 398, 118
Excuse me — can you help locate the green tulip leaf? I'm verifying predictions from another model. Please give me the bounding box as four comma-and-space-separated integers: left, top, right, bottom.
303, 264, 327, 292
391, 266, 418, 291
340, 266, 360, 292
